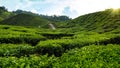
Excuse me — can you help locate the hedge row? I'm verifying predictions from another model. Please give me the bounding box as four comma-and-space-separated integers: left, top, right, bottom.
0, 44, 120, 68
0, 36, 46, 46
0, 34, 120, 57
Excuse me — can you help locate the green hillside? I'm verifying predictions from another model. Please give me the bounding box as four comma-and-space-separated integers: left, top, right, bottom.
0, 13, 51, 28
0, 7, 70, 29
13, 9, 71, 22
0, 6, 14, 21
62, 9, 120, 33
1, 6, 120, 67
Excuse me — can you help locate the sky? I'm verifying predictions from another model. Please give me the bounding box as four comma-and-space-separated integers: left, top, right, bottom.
0, 0, 120, 18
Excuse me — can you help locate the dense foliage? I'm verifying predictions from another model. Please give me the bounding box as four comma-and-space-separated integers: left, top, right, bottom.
53, 44, 120, 68
61, 9, 120, 33
0, 6, 120, 67
0, 44, 120, 68
0, 6, 15, 22
0, 14, 51, 28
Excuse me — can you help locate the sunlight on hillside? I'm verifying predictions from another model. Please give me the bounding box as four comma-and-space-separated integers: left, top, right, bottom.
111, 8, 120, 15
110, 3, 120, 15
112, 8, 119, 12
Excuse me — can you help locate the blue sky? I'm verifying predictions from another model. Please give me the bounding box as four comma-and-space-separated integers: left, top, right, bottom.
0, 0, 120, 18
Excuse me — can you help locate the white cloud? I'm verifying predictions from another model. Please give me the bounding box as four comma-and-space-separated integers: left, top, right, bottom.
62, 6, 78, 18
31, 9, 39, 13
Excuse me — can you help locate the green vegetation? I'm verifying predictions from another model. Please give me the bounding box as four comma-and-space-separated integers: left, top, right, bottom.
0, 44, 120, 68
53, 44, 120, 68
0, 25, 46, 45
0, 6, 15, 22
0, 55, 57, 68
0, 6, 70, 28
13, 9, 71, 22
61, 9, 120, 33
0, 6, 120, 67
0, 44, 34, 57
0, 14, 51, 28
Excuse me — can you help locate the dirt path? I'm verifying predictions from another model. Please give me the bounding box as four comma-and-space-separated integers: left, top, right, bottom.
49, 23, 56, 30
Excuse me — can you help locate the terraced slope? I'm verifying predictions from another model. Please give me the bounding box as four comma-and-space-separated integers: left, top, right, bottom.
65, 9, 120, 33
0, 13, 51, 28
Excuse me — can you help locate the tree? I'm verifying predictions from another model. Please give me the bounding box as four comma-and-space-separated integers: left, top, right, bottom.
0, 6, 7, 13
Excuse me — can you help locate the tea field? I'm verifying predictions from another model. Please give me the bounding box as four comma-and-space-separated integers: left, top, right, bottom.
0, 7, 120, 67
0, 25, 120, 68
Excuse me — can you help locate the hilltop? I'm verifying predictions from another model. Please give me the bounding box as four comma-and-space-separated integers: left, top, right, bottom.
0, 13, 51, 28
61, 8, 120, 33
13, 9, 71, 22
0, 6, 71, 28
1, 6, 120, 32
0, 6, 15, 21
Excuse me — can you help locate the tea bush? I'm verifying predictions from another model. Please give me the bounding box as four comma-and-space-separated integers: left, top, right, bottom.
53, 44, 120, 68
0, 44, 34, 57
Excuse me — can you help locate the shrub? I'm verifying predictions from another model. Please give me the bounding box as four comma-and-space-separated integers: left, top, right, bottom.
0, 44, 34, 57
35, 43, 63, 56
53, 44, 120, 68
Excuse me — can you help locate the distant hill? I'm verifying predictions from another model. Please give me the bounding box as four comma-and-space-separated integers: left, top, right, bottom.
0, 6, 15, 21
64, 8, 120, 33
0, 6, 71, 28
12, 10, 71, 22
1, 6, 120, 33
0, 13, 51, 28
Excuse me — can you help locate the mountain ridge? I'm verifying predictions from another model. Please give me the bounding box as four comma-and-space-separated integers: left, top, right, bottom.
1, 6, 120, 33
62, 8, 120, 33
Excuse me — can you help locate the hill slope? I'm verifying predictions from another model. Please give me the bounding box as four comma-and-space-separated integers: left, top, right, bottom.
0, 13, 51, 28
0, 6, 15, 21
13, 9, 71, 22
65, 9, 120, 33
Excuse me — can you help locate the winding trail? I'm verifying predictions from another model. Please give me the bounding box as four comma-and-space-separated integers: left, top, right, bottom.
49, 23, 56, 30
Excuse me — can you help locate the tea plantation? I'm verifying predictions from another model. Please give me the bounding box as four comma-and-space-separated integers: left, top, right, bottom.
0, 7, 120, 68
